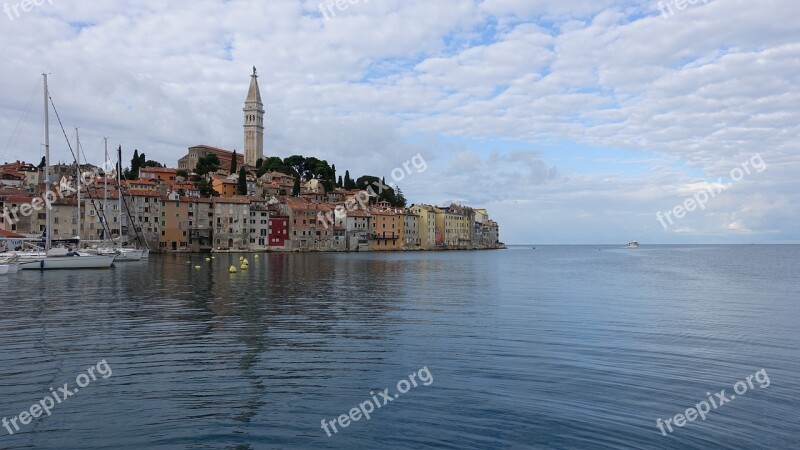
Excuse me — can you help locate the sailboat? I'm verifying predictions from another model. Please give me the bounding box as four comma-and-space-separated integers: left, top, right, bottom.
16, 74, 116, 270
89, 143, 148, 261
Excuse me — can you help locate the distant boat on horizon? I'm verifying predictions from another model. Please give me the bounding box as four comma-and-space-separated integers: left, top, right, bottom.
626, 241, 640, 249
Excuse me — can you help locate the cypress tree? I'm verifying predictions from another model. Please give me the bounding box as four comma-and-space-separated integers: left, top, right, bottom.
237, 167, 247, 195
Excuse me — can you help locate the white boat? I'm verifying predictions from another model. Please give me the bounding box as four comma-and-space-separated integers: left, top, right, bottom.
626, 241, 640, 249
0, 263, 19, 275
18, 248, 116, 270
96, 247, 145, 261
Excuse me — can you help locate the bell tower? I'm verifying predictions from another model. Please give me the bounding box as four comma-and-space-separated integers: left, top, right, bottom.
243, 66, 264, 166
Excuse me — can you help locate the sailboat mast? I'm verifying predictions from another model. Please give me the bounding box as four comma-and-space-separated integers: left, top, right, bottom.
104, 138, 108, 241
75, 128, 81, 240
117, 145, 123, 244
43, 73, 51, 251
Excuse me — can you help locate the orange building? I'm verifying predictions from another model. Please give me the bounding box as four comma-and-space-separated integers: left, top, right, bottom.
159, 191, 190, 251
211, 175, 238, 198
140, 167, 179, 184
370, 209, 402, 251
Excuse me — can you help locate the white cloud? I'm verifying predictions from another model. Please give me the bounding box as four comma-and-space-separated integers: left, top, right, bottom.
0, 0, 797, 243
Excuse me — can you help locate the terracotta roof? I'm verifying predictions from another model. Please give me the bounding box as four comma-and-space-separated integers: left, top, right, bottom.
0, 229, 24, 238
140, 167, 179, 174
212, 197, 250, 204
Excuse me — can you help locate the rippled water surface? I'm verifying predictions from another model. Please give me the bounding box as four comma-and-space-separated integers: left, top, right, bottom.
1, 245, 799, 449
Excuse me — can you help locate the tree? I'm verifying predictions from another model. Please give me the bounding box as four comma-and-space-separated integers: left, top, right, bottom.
230, 150, 238, 175
255, 158, 263, 169
337, 175, 343, 188
292, 176, 301, 196
37, 156, 46, 169
237, 167, 247, 195
284, 155, 306, 178
344, 170, 356, 190
176, 169, 189, 179
195, 154, 221, 176
126, 149, 147, 180
142, 160, 163, 168
261, 157, 289, 174
394, 186, 407, 207
331, 164, 337, 182
197, 178, 219, 198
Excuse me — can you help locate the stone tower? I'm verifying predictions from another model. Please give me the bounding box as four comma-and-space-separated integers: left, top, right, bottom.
243, 66, 264, 166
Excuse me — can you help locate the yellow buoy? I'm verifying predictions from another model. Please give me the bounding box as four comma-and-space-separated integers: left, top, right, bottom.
239, 256, 244, 261
229, 266, 237, 273
254, 255, 259, 259
242, 259, 249, 265
211, 256, 216, 259
205, 258, 211, 262
240, 264, 247, 270
194, 265, 201, 269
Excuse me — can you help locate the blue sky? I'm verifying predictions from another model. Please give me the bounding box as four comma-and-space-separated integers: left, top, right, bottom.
1, 0, 798, 244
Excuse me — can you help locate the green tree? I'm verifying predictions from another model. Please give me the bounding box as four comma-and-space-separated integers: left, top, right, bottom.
142, 160, 163, 168
195, 154, 221, 176
394, 186, 407, 207
344, 170, 356, 190
261, 157, 288, 173
197, 178, 219, 198
37, 156, 46, 169
176, 169, 189, 179
230, 150, 238, 175
284, 155, 306, 178
237, 167, 248, 195
292, 176, 301, 196
337, 175, 343, 188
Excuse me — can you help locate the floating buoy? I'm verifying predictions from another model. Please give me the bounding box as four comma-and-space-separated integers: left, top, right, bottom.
194, 266, 201, 269
205, 258, 211, 262
186, 260, 191, 264
229, 266, 237, 273
240, 264, 247, 270
254, 255, 259, 259
239, 256, 244, 261
211, 256, 216, 259
242, 258, 249, 265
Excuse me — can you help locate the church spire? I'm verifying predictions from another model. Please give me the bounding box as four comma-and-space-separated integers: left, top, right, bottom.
243, 67, 265, 166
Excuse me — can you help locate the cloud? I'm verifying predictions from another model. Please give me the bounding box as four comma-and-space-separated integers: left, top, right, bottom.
0, 0, 797, 243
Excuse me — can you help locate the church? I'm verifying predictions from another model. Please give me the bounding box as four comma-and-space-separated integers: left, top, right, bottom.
178, 67, 264, 171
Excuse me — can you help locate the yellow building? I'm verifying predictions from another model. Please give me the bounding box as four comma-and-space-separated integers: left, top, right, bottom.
211, 175, 238, 198
159, 191, 190, 251
436, 204, 473, 247
370, 209, 402, 251
410, 204, 436, 249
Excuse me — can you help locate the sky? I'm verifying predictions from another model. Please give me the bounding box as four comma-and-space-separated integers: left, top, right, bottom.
1, 0, 798, 244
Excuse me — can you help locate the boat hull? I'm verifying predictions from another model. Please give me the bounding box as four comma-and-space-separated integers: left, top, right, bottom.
19, 255, 116, 270
0, 264, 17, 275
115, 250, 144, 262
